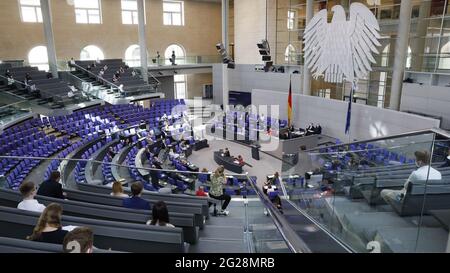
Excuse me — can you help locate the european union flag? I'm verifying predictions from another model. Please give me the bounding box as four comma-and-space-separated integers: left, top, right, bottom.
345, 82, 356, 135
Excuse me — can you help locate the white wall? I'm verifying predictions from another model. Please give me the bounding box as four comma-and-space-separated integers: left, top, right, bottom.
401, 82, 450, 128
252, 89, 441, 142
234, 0, 267, 64
212, 64, 302, 105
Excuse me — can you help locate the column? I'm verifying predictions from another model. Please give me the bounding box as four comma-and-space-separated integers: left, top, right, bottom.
302, 0, 314, 95
389, 0, 412, 110
411, 1, 431, 71
222, 0, 229, 52
40, 0, 58, 78
137, 0, 148, 83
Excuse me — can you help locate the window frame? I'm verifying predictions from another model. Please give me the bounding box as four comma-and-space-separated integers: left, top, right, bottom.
18, 0, 43, 23
74, 0, 102, 24
287, 9, 296, 30
163, 0, 184, 26
121, 0, 145, 25
174, 74, 187, 99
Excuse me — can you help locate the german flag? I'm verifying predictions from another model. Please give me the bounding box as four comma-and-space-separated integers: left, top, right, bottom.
287, 78, 292, 127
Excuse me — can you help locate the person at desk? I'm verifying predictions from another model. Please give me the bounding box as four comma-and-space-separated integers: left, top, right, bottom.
209, 166, 231, 215
314, 124, 322, 134
263, 176, 283, 214
169, 147, 180, 159
223, 148, 231, 157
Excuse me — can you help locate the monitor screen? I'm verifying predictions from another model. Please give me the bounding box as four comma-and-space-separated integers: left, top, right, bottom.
228, 91, 251, 107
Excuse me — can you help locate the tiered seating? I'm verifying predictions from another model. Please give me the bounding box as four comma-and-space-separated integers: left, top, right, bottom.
74, 141, 107, 184
73, 59, 152, 95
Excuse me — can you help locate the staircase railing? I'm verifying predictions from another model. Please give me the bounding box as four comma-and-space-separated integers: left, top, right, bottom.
71, 63, 121, 91
246, 173, 311, 253
0, 74, 29, 88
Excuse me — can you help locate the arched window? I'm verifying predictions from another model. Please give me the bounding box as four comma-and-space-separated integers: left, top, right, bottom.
284, 44, 296, 63
80, 45, 105, 61
439, 42, 450, 69
164, 44, 185, 65
165, 44, 187, 99
28, 46, 48, 71
125, 44, 141, 67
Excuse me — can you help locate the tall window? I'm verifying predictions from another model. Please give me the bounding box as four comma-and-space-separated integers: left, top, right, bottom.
19, 0, 42, 23
174, 74, 187, 99
163, 1, 184, 26
287, 10, 296, 30
28, 46, 48, 71
439, 42, 450, 69
125, 45, 141, 67
406, 46, 412, 69
377, 45, 390, 108
284, 44, 296, 63
80, 45, 105, 61
121, 0, 140, 25
165, 44, 185, 65
74, 0, 102, 24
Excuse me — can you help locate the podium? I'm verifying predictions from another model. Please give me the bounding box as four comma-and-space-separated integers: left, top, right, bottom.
251, 145, 260, 160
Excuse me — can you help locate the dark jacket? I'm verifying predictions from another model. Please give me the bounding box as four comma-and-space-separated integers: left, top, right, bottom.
37, 179, 64, 199
122, 196, 151, 210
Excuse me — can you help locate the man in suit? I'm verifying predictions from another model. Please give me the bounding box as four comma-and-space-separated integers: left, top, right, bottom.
37, 171, 65, 199
122, 182, 151, 210
223, 148, 231, 157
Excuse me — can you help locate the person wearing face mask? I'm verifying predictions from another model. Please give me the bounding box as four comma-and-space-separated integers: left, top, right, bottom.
380, 151, 442, 203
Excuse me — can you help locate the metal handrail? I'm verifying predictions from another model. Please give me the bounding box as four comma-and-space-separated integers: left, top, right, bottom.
304, 128, 447, 153
71, 63, 121, 90
245, 173, 311, 253
0, 74, 28, 87
148, 71, 161, 85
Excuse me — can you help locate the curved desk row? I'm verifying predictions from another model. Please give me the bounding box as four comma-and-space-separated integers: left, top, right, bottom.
213, 151, 243, 174
85, 139, 119, 184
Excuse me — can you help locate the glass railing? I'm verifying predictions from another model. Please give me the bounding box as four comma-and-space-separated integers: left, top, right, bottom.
0, 139, 308, 253
146, 55, 222, 67
0, 100, 33, 127
279, 129, 450, 253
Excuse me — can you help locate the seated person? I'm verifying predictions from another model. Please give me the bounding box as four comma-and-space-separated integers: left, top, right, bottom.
169, 147, 180, 159
122, 182, 151, 210
63, 227, 94, 253
223, 148, 231, 157
110, 181, 128, 198
196, 185, 209, 197
314, 124, 322, 134
37, 171, 65, 199
146, 201, 175, 227
263, 178, 283, 213
106, 147, 116, 160
18, 181, 46, 213
235, 155, 245, 166
381, 151, 442, 203
440, 148, 450, 168
27, 203, 69, 244
179, 140, 189, 150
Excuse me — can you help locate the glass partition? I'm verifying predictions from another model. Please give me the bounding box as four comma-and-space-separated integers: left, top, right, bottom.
279, 130, 450, 252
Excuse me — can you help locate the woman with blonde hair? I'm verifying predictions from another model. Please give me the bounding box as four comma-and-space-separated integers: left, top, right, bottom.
27, 203, 68, 244
209, 165, 231, 215
110, 181, 128, 198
